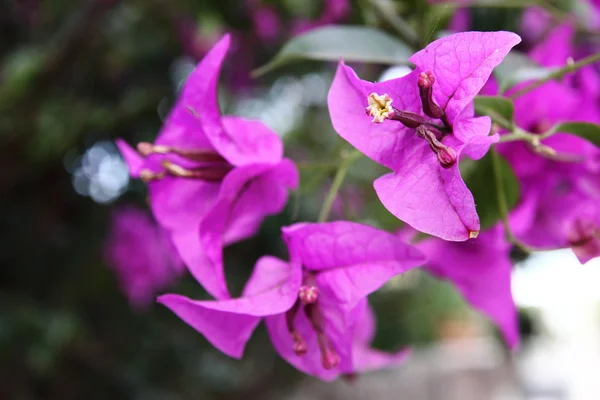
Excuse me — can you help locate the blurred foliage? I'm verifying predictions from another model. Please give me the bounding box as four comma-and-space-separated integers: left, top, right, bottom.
0, 0, 550, 398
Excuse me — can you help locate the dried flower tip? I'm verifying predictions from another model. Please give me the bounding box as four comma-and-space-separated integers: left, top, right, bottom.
469, 230, 479, 239
437, 146, 457, 168
139, 169, 165, 182
417, 71, 444, 119
366, 93, 393, 123
321, 346, 340, 370
160, 160, 232, 181
299, 285, 319, 304
137, 142, 155, 156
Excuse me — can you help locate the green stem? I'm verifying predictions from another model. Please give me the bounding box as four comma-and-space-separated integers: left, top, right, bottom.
497, 127, 537, 143
317, 150, 363, 222
509, 52, 600, 99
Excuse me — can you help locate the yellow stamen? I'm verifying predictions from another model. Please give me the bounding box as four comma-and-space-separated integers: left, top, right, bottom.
365, 93, 393, 123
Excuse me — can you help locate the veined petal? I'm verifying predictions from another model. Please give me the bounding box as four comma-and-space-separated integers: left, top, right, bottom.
409, 31, 521, 123
328, 62, 423, 171
198, 162, 295, 287
281, 221, 426, 271
374, 147, 479, 241
223, 158, 299, 245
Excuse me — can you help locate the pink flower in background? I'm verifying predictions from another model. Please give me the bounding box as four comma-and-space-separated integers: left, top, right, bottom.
481, 24, 600, 263
117, 35, 298, 299
159, 221, 424, 381
247, 0, 282, 42
409, 225, 520, 348
328, 31, 521, 241
103, 206, 183, 310
292, 0, 351, 34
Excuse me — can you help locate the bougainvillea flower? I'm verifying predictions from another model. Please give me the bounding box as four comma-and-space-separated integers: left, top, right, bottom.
103, 206, 183, 310
158, 221, 424, 380
329, 31, 521, 241
509, 173, 600, 264
246, 0, 282, 42
409, 225, 519, 348
116, 35, 298, 299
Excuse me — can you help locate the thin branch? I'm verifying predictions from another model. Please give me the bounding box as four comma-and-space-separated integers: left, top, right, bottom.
317, 150, 362, 223
509, 52, 600, 99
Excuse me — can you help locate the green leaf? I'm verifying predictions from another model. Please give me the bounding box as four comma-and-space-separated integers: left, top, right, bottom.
252, 25, 412, 77
462, 152, 519, 230
549, 122, 600, 147
493, 51, 551, 91
474, 95, 515, 129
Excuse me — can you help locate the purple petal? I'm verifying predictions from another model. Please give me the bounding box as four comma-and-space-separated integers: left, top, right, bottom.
374, 147, 480, 241
282, 221, 426, 272
453, 116, 496, 160
417, 225, 520, 348
316, 259, 422, 313
158, 256, 301, 358
409, 31, 521, 123
116, 139, 144, 178
198, 162, 297, 293
156, 36, 233, 150
158, 293, 261, 358
223, 158, 299, 245
148, 179, 220, 232
197, 43, 284, 166
351, 299, 376, 344
328, 62, 423, 171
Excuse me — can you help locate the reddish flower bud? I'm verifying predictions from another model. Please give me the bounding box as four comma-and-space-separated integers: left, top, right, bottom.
418, 71, 444, 119
437, 146, 457, 168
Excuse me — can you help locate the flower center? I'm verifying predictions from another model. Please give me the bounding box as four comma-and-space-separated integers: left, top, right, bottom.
365, 93, 393, 123
364, 72, 457, 168
284, 273, 340, 370
136, 142, 233, 183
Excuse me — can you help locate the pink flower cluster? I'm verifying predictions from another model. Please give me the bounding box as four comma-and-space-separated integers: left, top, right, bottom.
105, 17, 600, 380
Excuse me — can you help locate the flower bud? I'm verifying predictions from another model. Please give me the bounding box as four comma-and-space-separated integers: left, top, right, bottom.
418, 71, 444, 119
436, 146, 457, 168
